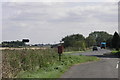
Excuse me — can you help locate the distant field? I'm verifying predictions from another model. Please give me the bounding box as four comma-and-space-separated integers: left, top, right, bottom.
0, 47, 47, 50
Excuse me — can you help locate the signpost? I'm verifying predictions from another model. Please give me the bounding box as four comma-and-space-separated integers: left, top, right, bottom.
58, 45, 64, 61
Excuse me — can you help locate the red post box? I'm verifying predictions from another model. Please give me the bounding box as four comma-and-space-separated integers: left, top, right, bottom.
58, 45, 64, 54
58, 45, 64, 61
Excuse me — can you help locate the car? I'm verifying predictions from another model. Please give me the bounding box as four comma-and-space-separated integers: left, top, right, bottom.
93, 46, 98, 51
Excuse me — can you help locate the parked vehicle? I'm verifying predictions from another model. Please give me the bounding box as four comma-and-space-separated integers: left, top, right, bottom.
93, 46, 98, 51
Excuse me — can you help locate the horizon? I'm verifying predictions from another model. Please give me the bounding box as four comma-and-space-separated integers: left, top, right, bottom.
1, 30, 117, 45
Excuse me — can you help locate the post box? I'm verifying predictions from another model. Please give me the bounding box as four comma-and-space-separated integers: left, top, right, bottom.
58, 45, 64, 54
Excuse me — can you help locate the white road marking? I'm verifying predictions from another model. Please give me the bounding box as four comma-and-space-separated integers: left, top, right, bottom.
116, 61, 119, 69
116, 64, 118, 69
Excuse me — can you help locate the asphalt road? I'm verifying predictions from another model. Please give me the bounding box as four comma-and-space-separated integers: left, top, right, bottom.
61, 48, 119, 78
70, 47, 111, 56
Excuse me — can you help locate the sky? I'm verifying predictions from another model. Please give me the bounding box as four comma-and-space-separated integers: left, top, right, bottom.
1, 0, 119, 44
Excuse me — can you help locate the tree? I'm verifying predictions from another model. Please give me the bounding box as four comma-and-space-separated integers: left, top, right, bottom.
61, 34, 86, 51
106, 37, 113, 48
111, 32, 120, 50
119, 36, 120, 48
62, 34, 85, 47
2, 40, 25, 47
85, 36, 96, 47
89, 31, 113, 46
73, 40, 86, 51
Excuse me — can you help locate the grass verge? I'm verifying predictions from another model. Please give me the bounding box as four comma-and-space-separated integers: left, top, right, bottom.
63, 51, 84, 54
17, 54, 99, 78
63, 49, 92, 54
111, 50, 120, 54
111, 50, 120, 57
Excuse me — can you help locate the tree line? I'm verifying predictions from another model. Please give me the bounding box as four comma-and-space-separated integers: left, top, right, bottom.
61, 31, 120, 51
1, 39, 29, 47
1, 40, 25, 47
1, 31, 120, 51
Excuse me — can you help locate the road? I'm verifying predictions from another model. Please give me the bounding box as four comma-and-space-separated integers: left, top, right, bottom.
61, 48, 119, 78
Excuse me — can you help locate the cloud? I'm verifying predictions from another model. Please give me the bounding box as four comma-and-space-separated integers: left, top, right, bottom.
2, 2, 118, 44
3, 2, 117, 22
1, 0, 120, 2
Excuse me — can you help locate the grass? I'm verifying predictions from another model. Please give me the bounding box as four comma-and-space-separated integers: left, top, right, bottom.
17, 54, 99, 78
2, 49, 99, 78
63, 51, 84, 54
111, 50, 120, 54
63, 49, 92, 54
110, 50, 120, 57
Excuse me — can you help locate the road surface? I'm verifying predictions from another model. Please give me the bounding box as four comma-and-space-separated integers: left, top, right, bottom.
61, 48, 119, 78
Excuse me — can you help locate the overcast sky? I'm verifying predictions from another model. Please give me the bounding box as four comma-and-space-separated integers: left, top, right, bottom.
2, 1, 119, 44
